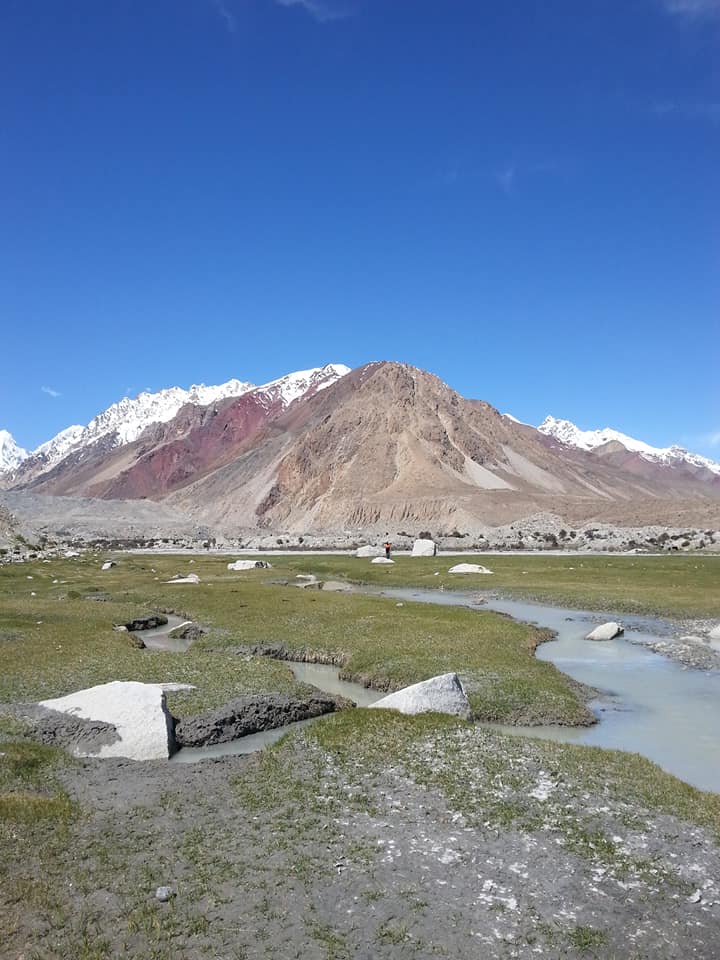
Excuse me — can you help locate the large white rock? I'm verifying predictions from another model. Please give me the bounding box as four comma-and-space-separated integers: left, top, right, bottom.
166, 573, 200, 584
411, 538, 436, 557
227, 560, 272, 571
586, 622, 624, 641
371, 557, 394, 564
369, 673, 471, 718
40, 681, 177, 761
448, 563, 493, 574
709, 625, 720, 641
356, 544, 381, 558
101, 560, 116, 571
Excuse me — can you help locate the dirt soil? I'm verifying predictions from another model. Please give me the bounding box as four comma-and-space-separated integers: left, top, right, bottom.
4, 722, 719, 960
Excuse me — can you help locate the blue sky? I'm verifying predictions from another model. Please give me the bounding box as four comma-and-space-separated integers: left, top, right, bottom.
1, 0, 718, 455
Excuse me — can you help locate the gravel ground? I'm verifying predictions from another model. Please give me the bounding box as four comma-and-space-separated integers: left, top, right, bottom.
4, 719, 719, 960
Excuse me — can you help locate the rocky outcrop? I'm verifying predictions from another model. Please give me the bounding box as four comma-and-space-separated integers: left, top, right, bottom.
369, 673, 471, 718
586, 622, 624, 641
174, 693, 346, 747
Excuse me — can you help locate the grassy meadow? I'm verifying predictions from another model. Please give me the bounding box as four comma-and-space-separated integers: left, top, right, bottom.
2, 549, 720, 959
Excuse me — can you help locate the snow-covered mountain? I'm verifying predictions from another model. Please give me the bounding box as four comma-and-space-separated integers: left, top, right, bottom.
2, 364, 350, 482
538, 416, 720, 476
0, 431, 28, 472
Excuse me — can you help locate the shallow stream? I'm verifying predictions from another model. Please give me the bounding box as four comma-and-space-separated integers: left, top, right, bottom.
149, 591, 719, 792
378, 588, 720, 793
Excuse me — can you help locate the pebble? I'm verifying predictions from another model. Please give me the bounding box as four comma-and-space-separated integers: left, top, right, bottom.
155, 886, 174, 902
688, 890, 702, 904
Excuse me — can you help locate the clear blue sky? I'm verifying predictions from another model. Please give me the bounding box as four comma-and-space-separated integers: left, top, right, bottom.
1, 0, 718, 455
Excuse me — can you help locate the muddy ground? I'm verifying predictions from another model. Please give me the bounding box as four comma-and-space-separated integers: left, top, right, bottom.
4, 717, 719, 960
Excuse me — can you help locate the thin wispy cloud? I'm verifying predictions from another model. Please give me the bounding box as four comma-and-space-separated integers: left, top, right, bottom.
497, 164, 516, 194
275, 0, 356, 23
439, 164, 460, 187
700, 431, 720, 448
662, 0, 720, 16
653, 100, 720, 123
41, 386, 61, 398
212, 0, 237, 32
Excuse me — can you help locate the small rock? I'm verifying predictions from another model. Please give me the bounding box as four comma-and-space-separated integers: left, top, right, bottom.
155, 886, 174, 902
586, 622, 624, 641
688, 890, 702, 904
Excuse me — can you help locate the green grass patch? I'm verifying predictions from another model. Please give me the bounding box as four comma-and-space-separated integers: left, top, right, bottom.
0, 554, 594, 726
268, 552, 720, 618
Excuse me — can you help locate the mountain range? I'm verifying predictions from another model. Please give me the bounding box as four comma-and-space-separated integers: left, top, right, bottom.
1, 361, 718, 533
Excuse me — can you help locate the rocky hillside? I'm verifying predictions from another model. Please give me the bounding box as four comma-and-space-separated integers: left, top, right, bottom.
164, 363, 719, 532
5, 362, 719, 534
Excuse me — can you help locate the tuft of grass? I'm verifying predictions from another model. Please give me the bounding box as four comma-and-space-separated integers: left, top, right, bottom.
567, 924, 608, 953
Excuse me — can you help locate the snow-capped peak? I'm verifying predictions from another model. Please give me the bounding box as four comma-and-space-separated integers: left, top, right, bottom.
81, 378, 257, 449
538, 416, 720, 476
8, 364, 351, 482
0, 430, 28, 472
254, 363, 351, 407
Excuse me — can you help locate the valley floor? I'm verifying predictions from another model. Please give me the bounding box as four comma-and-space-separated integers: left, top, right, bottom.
1, 553, 719, 959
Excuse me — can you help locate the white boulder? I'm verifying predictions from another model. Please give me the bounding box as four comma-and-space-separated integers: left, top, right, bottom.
166, 573, 200, 584
448, 563, 493, 574
586, 622, 624, 641
709, 625, 720, 641
227, 560, 272, 571
369, 673, 471, 718
356, 545, 381, 558
371, 557, 394, 564
40, 681, 177, 761
411, 539, 436, 557
101, 561, 116, 571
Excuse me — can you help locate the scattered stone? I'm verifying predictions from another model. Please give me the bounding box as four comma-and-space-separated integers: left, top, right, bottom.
123, 614, 168, 632
294, 579, 324, 590
227, 560, 272, 571
167, 622, 207, 642
321, 580, 351, 592
688, 889, 702, 904
709, 625, 720, 641
166, 573, 200, 584
39, 681, 177, 761
295, 574, 317, 582
448, 563, 493, 574
411, 538, 437, 557
371, 557, 394, 564
369, 673, 471, 719
586, 622, 624, 641
155, 886, 174, 902
356, 544, 381, 558
101, 561, 116, 571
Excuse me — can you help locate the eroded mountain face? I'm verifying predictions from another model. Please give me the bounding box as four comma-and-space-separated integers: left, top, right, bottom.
5, 361, 719, 532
